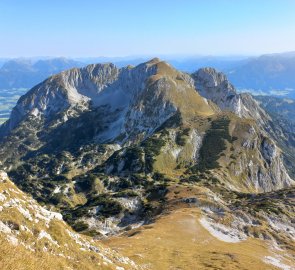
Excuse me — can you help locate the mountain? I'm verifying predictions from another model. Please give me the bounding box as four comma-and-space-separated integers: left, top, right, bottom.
0, 58, 10, 68
2, 52, 295, 99
0, 170, 138, 270
0, 58, 84, 89
255, 95, 295, 123
226, 52, 295, 98
0, 58, 294, 269
253, 95, 295, 178
192, 68, 295, 179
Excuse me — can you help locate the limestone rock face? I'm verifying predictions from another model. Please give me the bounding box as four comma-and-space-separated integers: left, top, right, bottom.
192, 67, 244, 116
192, 67, 294, 191
192, 68, 271, 123
230, 124, 293, 192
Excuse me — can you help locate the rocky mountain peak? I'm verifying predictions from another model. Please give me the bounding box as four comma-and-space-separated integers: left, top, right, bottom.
145, 57, 161, 65
0, 58, 214, 141
193, 67, 233, 89
192, 67, 244, 116
0, 59, 293, 193
192, 67, 272, 124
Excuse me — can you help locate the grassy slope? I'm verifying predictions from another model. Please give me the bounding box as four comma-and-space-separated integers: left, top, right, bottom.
0, 172, 137, 270
106, 209, 282, 270
105, 184, 294, 270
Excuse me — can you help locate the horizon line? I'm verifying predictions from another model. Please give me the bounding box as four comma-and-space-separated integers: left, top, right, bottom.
2, 51, 295, 60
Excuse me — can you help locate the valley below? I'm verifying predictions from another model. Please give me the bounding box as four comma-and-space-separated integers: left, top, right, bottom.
0, 88, 27, 124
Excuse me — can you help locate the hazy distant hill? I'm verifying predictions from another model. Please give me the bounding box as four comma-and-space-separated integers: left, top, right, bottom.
0, 58, 84, 89
0, 59, 9, 68
255, 95, 295, 123
167, 56, 248, 72
226, 52, 295, 98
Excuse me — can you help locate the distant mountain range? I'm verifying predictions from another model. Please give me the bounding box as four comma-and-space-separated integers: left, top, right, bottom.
0, 58, 84, 89
255, 95, 295, 123
1, 52, 295, 99
227, 52, 295, 98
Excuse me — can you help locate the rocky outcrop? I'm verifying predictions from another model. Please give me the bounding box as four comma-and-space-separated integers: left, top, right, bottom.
192, 67, 244, 116
0, 58, 214, 165
0, 170, 138, 269
192, 67, 294, 191
229, 121, 293, 192
258, 137, 292, 190
192, 68, 271, 124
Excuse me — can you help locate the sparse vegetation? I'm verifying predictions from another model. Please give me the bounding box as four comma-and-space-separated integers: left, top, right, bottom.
72, 221, 89, 232
142, 135, 166, 173
191, 117, 233, 172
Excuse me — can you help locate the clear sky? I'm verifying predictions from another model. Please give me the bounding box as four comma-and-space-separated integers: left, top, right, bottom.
1, 0, 295, 57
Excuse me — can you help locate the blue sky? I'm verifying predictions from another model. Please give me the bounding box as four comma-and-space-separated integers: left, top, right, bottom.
1, 0, 295, 57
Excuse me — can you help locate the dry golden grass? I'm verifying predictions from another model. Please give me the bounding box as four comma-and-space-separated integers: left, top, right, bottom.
0, 175, 137, 270
0, 237, 115, 270
106, 208, 290, 270
104, 183, 295, 270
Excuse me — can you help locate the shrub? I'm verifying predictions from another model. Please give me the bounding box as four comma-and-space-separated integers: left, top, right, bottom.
141, 136, 166, 173
191, 117, 232, 172
175, 128, 190, 146
153, 172, 165, 181
86, 195, 123, 217
113, 190, 138, 198
72, 221, 89, 232
176, 133, 186, 146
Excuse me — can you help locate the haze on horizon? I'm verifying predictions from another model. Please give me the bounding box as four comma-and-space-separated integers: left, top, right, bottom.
1, 0, 295, 58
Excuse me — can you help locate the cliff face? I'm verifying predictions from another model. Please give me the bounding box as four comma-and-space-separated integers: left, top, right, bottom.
193, 67, 243, 115
192, 68, 271, 122
225, 118, 293, 192
192, 67, 294, 191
